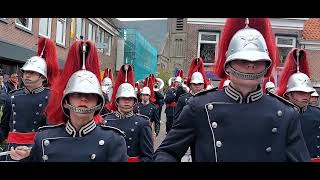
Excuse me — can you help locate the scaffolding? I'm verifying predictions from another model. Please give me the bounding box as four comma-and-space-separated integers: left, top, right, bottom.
120, 28, 157, 81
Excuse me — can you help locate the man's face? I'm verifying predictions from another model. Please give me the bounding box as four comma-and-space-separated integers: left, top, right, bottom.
190, 83, 204, 94
228, 60, 267, 87
287, 91, 312, 108
10, 73, 18, 83
310, 96, 319, 106
22, 71, 45, 88
141, 94, 150, 102
117, 97, 135, 113
0, 76, 4, 84
65, 92, 99, 118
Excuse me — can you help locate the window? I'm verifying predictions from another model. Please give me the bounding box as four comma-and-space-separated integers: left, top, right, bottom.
87, 23, 96, 42
276, 36, 297, 66
76, 18, 85, 40
56, 18, 67, 46
15, 18, 32, 31
105, 33, 112, 56
197, 32, 220, 65
39, 18, 52, 37
97, 27, 104, 53
176, 18, 184, 31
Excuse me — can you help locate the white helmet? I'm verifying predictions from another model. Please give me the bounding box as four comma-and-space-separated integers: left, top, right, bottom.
190, 72, 204, 84
21, 56, 47, 78
175, 76, 182, 83
284, 72, 315, 96
140, 87, 151, 96
115, 82, 137, 101
311, 90, 319, 97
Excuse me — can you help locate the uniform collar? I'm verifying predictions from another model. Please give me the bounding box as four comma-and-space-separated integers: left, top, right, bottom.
298, 106, 308, 113
65, 119, 96, 137
24, 86, 45, 94
115, 110, 134, 119
224, 84, 263, 104
141, 100, 150, 105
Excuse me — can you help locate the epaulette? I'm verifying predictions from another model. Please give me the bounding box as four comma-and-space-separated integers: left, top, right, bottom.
194, 87, 217, 97
136, 113, 150, 121
100, 124, 125, 137
8, 88, 24, 95
268, 92, 298, 109
38, 123, 65, 131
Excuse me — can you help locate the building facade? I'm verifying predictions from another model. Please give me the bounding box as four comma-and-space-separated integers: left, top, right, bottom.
163, 18, 320, 86
0, 18, 121, 82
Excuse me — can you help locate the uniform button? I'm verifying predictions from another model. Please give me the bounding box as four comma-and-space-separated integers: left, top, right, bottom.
131, 128, 134, 132
277, 110, 283, 117
216, 141, 222, 147
266, 147, 272, 153
36, 112, 39, 115
12, 104, 15, 108
13, 112, 16, 116
32, 129, 35, 132
317, 136, 320, 139
317, 146, 320, 149
127, 146, 131, 149
42, 155, 48, 161
103, 120, 107, 124
208, 104, 213, 110
91, 154, 96, 160
44, 139, 50, 146
39, 104, 43, 107
211, 122, 218, 129
129, 137, 132, 141
11, 96, 14, 99
34, 121, 37, 124
272, 128, 277, 133
45, 96, 48, 99
12, 129, 16, 132
99, 140, 105, 146
13, 121, 16, 124
134, 122, 138, 125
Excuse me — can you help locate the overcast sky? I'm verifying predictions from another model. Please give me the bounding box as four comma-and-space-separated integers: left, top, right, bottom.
117, 18, 167, 21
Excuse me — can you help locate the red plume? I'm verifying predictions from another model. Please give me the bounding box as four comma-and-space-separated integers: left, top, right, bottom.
107, 64, 135, 111
147, 74, 156, 103
186, 57, 208, 88
45, 41, 101, 125
215, 18, 278, 80
135, 82, 141, 94
103, 68, 113, 82
37, 37, 59, 87
175, 69, 184, 78
277, 48, 309, 97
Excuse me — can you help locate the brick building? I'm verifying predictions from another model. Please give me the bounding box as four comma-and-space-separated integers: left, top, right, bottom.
161, 18, 320, 86
0, 18, 121, 82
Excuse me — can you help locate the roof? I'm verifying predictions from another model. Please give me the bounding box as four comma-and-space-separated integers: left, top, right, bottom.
303, 18, 320, 40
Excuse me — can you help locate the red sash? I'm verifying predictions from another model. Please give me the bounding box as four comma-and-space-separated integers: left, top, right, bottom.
7, 132, 36, 144
166, 102, 177, 107
128, 156, 140, 162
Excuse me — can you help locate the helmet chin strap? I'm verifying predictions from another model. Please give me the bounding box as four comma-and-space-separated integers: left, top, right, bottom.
65, 102, 102, 114
226, 64, 268, 80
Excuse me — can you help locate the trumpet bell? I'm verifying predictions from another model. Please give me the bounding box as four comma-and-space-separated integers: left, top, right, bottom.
154, 78, 164, 92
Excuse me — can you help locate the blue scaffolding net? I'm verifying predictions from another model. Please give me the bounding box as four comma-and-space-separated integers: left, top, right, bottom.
121, 28, 158, 81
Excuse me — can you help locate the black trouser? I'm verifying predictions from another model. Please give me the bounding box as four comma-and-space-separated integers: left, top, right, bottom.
165, 115, 174, 133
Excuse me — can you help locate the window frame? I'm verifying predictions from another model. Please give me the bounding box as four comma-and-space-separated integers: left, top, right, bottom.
56, 18, 67, 46
276, 35, 297, 66
39, 18, 52, 38
15, 18, 33, 31
197, 31, 220, 66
